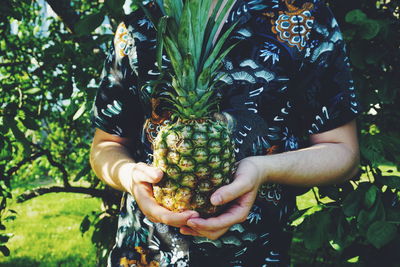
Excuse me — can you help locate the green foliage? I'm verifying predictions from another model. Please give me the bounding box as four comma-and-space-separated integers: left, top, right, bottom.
0, 0, 123, 261
290, 0, 400, 264
75, 12, 105, 36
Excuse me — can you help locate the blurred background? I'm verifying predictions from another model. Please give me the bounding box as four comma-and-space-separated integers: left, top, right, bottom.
0, 0, 399, 266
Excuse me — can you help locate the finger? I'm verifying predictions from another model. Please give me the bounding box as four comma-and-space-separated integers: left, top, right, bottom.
132, 162, 163, 184
188, 192, 254, 231
180, 226, 201, 236
134, 184, 199, 227
187, 227, 230, 240
210, 173, 252, 205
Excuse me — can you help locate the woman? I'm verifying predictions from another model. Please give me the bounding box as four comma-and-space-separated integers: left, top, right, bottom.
90, 0, 360, 266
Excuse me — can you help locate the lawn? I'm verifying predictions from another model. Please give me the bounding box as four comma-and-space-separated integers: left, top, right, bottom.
1, 192, 101, 267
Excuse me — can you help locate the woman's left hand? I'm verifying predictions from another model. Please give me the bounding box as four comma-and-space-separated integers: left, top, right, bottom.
180, 157, 264, 240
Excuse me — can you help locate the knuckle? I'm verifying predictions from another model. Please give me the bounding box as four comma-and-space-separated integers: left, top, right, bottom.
221, 192, 232, 203
238, 214, 248, 223
208, 234, 218, 240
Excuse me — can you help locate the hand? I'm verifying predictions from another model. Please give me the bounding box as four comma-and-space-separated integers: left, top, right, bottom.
123, 162, 200, 227
180, 157, 263, 239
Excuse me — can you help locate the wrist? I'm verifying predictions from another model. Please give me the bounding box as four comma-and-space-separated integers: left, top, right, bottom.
244, 155, 270, 185
238, 156, 264, 187
118, 162, 136, 193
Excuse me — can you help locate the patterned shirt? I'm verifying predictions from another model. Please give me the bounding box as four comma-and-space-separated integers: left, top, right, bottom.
93, 0, 360, 266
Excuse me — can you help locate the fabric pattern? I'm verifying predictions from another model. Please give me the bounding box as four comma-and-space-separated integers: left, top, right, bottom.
92, 0, 361, 266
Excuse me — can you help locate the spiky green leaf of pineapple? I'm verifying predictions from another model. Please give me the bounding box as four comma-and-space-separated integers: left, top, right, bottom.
143, 0, 238, 215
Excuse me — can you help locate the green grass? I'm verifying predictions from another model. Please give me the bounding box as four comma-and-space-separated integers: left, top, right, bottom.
1, 193, 101, 267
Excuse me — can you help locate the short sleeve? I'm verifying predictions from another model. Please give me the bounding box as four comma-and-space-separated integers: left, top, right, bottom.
294, 1, 361, 135
92, 22, 145, 138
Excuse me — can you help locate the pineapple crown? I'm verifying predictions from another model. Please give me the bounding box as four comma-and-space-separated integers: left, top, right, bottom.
140, 0, 238, 120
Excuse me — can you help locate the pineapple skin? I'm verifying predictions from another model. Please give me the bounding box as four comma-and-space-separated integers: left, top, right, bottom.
153, 119, 235, 216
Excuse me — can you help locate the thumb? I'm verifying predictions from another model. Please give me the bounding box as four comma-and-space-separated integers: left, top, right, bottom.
133, 163, 164, 184
210, 174, 252, 206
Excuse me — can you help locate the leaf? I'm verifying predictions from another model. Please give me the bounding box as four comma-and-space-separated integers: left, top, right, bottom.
156, 16, 168, 72
290, 205, 323, 226
364, 185, 379, 209
181, 54, 196, 91
80, 215, 91, 234
319, 185, 340, 201
357, 197, 385, 232
177, 2, 194, 57
0, 245, 10, 256
365, 47, 386, 65
24, 87, 41, 94
342, 189, 364, 217
379, 176, 400, 190
73, 102, 86, 121
164, 36, 183, 78
204, 0, 236, 56
366, 221, 397, 249
0, 198, 5, 211
301, 210, 331, 250
4, 215, 16, 222
342, 28, 357, 41
105, 0, 125, 14
21, 118, 40, 130
289, 207, 311, 222
330, 213, 354, 251
0, 234, 11, 244
74, 163, 92, 182
163, 0, 183, 23
386, 207, 400, 223
349, 45, 366, 70
5, 116, 31, 155
345, 9, 367, 25
203, 21, 238, 71
75, 13, 104, 36
360, 20, 381, 40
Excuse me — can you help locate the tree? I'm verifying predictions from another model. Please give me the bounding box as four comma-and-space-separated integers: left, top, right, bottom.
0, 0, 128, 262
0, 0, 399, 265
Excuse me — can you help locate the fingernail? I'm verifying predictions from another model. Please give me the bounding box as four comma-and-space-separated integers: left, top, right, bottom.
154, 170, 163, 178
189, 211, 200, 218
211, 194, 222, 206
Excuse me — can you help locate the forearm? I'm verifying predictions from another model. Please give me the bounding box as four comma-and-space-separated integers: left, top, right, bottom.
90, 141, 136, 192
250, 142, 360, 187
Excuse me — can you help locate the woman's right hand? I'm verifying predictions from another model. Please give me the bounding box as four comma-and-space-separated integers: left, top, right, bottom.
121, 162, 199, 227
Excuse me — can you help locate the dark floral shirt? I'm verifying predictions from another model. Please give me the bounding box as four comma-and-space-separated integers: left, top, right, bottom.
93, 0, 360, 266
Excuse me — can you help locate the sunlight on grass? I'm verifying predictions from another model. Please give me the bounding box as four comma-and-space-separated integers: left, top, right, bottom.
1, 193, 101, 267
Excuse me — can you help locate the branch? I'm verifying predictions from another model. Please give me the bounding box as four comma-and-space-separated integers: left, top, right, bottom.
7, 145, 71, 188
0, 62, 29, 67
44, 150, 71, 187
16, 186, 112, 203
7, 151, 46, 177
45, 0, 80, 33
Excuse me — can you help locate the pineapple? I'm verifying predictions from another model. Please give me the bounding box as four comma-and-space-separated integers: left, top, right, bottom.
142, 0, 238, 216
